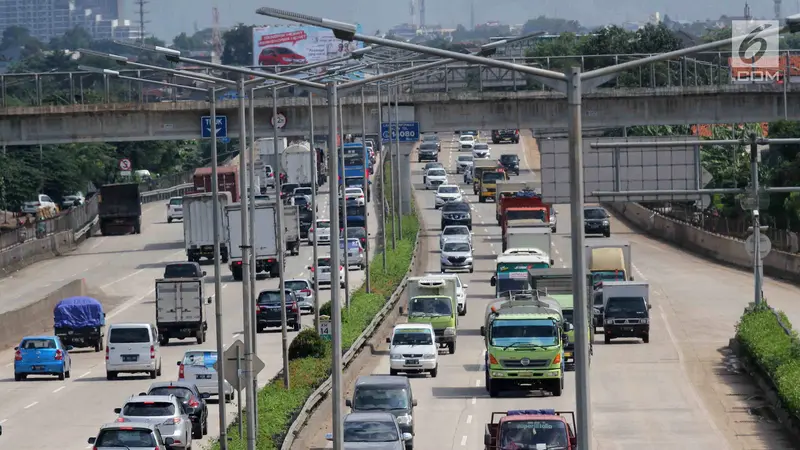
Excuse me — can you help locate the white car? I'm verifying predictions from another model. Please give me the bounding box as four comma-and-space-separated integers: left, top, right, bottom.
176, 350, 234, 401
293, 187, 313, 204
459, 134, 476, 152
21, 194, 57, 215
435, 185, 462, 209
387, 324, 438, 377
309, 219, 331, 245
425, 168, 447, 190
61, 192, 85, 209
344, 187, 366, 206
455, 154, 473, 173
472, 143, 491, 159
424, 272, 468, 315
439, 225, 472, 249
167, 197, 183, 223
308, 256, 345, 289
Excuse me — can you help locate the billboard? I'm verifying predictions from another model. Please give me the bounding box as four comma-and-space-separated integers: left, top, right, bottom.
252, 25, 364, 74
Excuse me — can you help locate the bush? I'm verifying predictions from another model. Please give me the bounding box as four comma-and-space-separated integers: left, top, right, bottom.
288, 328, 326, 360
736, 303, 800, 416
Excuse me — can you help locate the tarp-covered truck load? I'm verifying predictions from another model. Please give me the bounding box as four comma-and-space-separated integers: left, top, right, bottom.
54, 296, 105, 352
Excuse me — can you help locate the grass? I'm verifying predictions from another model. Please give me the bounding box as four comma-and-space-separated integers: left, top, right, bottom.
736, 302, 800, 416
211, 154, 419, 450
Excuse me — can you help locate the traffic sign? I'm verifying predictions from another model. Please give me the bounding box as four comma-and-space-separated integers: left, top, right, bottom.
201, 115, 228, 138
271, 112, 287, 129
118, 158, 131, 171
745, 233, 772, 260
381, 122, 420, 142
318, 316, 331, 341
214, 339, 265, 391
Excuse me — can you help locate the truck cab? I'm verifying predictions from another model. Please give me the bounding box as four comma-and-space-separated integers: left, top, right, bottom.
404, 277, 458, 354
602, 281, 651, 344
484, 409, 577, 450
479, 170, 508, 203
585, 241, 633, 282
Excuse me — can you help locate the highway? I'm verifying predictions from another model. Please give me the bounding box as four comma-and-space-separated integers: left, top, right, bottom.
309, 131, 796, 449
0, 168, 382, 449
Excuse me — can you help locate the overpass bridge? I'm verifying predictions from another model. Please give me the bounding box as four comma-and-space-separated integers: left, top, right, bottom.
0, 84, 796, 145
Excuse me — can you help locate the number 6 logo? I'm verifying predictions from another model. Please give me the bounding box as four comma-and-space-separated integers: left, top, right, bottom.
733, 20, 778, 68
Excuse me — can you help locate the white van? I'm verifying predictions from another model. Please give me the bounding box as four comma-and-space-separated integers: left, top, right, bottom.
423, 273, 468, 316
106, 323, 163, 380
386, 324, 438, 377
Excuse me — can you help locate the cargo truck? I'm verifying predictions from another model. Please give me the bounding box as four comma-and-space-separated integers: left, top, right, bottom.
404, 277, 458, 354
183, 192, 232, 263
256, 137, 287, 157
192, 166, 239, 202
484, 409, 578, 450
494, 181, 540, 222
472, 160, 501, 194
155, 275, 211, 345
601, 281, 651, 344
478, 170, 508, 203
585, 241, 633, 282
283, 206, 302, 255
282, 141, 314, 187
98, 182, 142, 235
225, 202, 281, 281
503, 226, 552, 254
499, 191, 550, 237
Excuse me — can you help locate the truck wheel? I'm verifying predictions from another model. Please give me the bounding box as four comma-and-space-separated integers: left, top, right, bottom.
232, 267, 243, 281
196, 330, 204, 345
604, 334, 611, 344
448, 342, 456, 354
168, 217, 173, 223
159, 335, 169, 346
134, 225, 141, 234
94, 340, 101, 352
430, 365, 438, 378
551, 377, 563, 397
488, 378, 500, 397
642, 334, 649, 344
390, 369, 398, 376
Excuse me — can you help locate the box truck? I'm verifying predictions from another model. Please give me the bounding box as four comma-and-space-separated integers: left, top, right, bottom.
98, 182, 142, 235
183, 192, 232, 263
282, 141, 314, 187
192, 166, 239, 202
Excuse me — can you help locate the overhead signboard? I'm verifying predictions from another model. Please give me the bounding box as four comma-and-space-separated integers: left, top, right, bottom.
381, 122, 420, 142
539, 137, 703, 203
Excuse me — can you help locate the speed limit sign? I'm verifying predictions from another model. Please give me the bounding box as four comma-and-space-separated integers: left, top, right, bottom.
271, 112, 287, 129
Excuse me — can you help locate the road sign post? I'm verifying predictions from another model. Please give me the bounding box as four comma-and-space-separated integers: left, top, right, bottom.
381, 121, 419, 143
201, 115, 228, 138
216, 339, 266, 392
318, 315, 332, 341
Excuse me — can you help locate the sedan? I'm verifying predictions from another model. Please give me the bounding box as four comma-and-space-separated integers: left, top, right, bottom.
440, 225, 472, 249
418, 143, 439, 162
455, 154, 473, 174
256, 289, 301, 332
309, 219, 331, 245
326, 412, 412, 450
435, 185, 462, 209
472, 143, 491, 159
424, 168, 447, 190
285, 279, 315, 314
340, 238, 366, 270
345, 187, 366, 206
422, 162, 444, 184
308, 257, 346, 289
14, 335, 72, 381
440, 241, 474, 273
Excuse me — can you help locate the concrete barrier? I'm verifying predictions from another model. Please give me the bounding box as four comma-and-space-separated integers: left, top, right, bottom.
0, 231, 75, 278
607, 202, 800, 283
0, 278, 87, 350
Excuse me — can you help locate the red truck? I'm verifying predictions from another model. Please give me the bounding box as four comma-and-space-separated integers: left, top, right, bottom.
484, 409, 578, 450
192, 166, 240, 202
499, 193, 550, 237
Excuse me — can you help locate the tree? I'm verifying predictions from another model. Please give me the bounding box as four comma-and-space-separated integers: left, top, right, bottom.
521, 16, 584, 35
222, 24, 254, 66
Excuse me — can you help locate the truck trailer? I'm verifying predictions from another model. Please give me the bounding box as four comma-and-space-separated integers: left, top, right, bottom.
183, 192, 232, 263
98, 182, 142, 235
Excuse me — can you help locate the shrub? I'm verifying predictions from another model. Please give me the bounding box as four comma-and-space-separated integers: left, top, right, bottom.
288, 328, 326, 360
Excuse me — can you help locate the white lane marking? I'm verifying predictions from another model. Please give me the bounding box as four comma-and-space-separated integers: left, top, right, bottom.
88, 236, 106, 250
491, 249, 496, 255
553, 248, 560, 255
78, 371, 91, 379
232, 333, 242, 339
0, 418, 7, 424
52, 386, 65, 393
4, 362, 11, 367
471, 397, 476, 405
460, 435, 468, 446
466, 415, 472, 424
483, 228, 488, 232
474, 379, 481, 387
100, 250, 184, 289
223, 283, 229, 289
23, 402, 37, 409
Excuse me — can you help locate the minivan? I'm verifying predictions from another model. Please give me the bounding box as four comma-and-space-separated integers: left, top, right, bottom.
346, 375, 417, 449
106, 323, 163, 380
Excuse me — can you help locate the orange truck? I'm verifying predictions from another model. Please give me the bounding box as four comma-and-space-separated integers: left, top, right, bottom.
499, 191, 550, 238
484, 409, 578, 450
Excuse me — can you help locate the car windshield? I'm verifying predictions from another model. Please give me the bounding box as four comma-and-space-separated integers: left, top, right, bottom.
21, 338, 56, 349
458, 155, 473, 162
482, 172, 505, 182
122, 402, 175, 416
169, 198, 182, 205
499, 420, 568, 448
285, 280, 310, 291
443, 242, 471, 252
109, 328, 149, 344
96, 429, 157, 447
353, 387, 409, 410
428, 169, 445, 176
460, 135, 475, 141
294, 196, 308, 205
500, 155, 519, 162
348, 228, 366, 238
163, 263, 198, 278
346, 188, 362, 195
584, 208, 608, 219
408, 296, 452, 316
443, 227, 469, 235
345, 178, 364, 187
425, 163, 443, 170
317, 221, 330, 228
419, 143, 438, 150
442, 202, 470, 212
490, 319, 559, 347
340, 240, 361, 249
438, 186, 459, 194
474, 144, 489, 150
344, 420, 400, 443
346, 206, 365, 216
257, 291, 289, 305
392, 331, 433, 345
318, 258, 332, 267
423, 135, 438, 141
294, 188, 312, 195
149, 386, 193, 399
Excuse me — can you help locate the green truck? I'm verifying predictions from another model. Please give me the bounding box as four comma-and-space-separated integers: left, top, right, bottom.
526, 268, 593, 369
480, 298, 570, 397
405, 276, 458, 354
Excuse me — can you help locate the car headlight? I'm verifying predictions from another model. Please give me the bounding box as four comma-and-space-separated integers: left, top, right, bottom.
641, 318, 649, 324
396, 414, 412, 425
444, 327, 456, 336
390, 353, 403, 360
602, 220, 609, 225
423, 353, 436, 359
464, 256, 473, 262
605, 319, 614, 325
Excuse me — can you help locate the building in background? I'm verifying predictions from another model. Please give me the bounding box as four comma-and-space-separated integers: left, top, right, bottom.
0, 0, 139, 44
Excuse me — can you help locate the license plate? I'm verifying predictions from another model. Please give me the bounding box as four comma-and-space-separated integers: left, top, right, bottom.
31, 365, 44, 370
405, 359, 419, 365
621, 327, 633, 332
564, 352, 573, 358
196, 374, 212, 379
122, 355, 138, 362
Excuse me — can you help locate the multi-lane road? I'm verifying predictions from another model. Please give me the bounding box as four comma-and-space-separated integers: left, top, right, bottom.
307, 132, 798, 449
0, 172, 381, 449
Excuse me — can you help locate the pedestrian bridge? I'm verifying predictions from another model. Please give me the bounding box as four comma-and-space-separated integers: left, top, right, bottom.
0, 84, 795, 145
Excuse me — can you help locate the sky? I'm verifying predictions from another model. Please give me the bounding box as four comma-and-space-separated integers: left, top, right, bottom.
124, 0, 793, 42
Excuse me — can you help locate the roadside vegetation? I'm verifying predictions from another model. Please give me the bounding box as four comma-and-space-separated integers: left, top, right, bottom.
213, 156, 419, 450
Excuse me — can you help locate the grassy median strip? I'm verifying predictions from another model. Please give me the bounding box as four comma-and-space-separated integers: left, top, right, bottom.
736, 302, 800, 416
213, 159, 419, 450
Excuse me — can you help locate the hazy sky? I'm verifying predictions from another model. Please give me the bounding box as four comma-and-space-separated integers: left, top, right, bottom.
125, 0, 789, 42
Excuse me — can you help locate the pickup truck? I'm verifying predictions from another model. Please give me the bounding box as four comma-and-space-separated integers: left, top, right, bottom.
484, 409, 577, 450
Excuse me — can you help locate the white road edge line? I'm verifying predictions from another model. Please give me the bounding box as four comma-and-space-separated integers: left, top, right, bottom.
52, 386, 65, 393
23, 402, 37, 409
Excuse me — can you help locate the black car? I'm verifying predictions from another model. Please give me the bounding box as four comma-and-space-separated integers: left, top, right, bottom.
421, 134, 441, 151
584, 206, 611, 237
299, 208, 313, 239
281, 183, 300, 203
441, 201, 472, 230
417, 143, 439, 162
499, 154, 520, 175
164, 262, 205, 278
256, 289, 301, 332
345, 226, 368, 249
143, 381, 209, 439
492, 129, 519, 144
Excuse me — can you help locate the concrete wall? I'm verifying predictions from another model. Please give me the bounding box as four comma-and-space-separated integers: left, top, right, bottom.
0, 231, 75, 278
0, 278, 87, 350
607, 202, 800, 283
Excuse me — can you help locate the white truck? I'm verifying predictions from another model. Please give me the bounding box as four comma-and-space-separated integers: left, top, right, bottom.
256, 137, 287, 158
282, 141, 314, 187
183, 192, 232, 263
600, 281, 651, 344
155, 277, 211, 345
504, 227, 552, 256
225, 202, 280, 281
404, 276, 459, 353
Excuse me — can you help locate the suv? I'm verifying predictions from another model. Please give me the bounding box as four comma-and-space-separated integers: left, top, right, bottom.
88, 423, 174, 449
144, 381, 210, 439
441, 201, 472, 230
346, 375, 417, 450
113, 395, 192, 449
491, 129, 519, 144
417, 143, 439, 162
584, 206, 611, 237
167, 197, 183, 223
256, 289, 301, 332
499, 154, 520, 175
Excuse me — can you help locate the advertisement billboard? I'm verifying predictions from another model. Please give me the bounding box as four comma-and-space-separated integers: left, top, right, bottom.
252, 25, 364, 71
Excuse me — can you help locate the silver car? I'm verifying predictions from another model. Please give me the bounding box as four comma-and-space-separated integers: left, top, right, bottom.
113, 395, 192, 449
176, 350, 234, 402
326, 412, 412, 449
439, 225, 472, 249
340, 238, 366, 270
285, 278, 315, 313
440, 241, 474, 273
89, 422, 174, 449
455, 154, 473, 173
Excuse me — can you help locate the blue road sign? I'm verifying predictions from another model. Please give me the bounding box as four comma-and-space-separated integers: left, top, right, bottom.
381, 122, 420, 142
201, 115, 228, 138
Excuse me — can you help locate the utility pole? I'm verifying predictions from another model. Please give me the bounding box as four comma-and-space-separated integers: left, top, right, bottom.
135, 0, 150, 42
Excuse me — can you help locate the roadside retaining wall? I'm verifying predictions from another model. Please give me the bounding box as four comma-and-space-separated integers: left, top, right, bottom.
0, 231, 75, 278
607, 202, 800, 283
0, 278, 87, 350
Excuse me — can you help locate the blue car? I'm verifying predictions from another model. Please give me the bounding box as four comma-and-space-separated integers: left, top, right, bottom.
14, 336, 73, 381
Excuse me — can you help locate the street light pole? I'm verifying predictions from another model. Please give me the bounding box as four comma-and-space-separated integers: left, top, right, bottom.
247, 87, 259, 422
387, 83, 396, 250
392, 85, 402, 239
376, 82, 388, 270
339, 99, 351, 308
361, 86, 371, 293
273, 85, 290, 389
309, 91, 321, 330
749, 134, 763, 305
